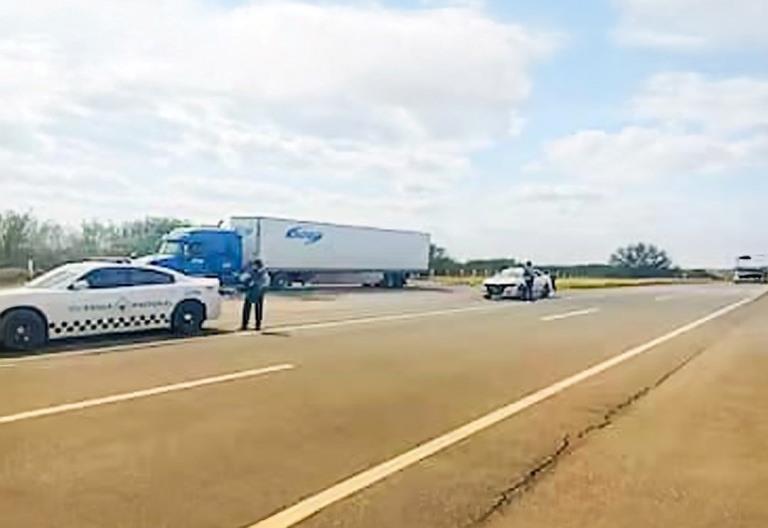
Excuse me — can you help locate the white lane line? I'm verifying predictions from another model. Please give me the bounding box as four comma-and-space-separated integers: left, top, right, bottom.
0, 303, 528, 365
239, 303, 526, 336
246, 294, 758, 528
571, 293, 607, 300
654, 295, 677, 302
0, 363, 294, 426
540, 308, 599, 322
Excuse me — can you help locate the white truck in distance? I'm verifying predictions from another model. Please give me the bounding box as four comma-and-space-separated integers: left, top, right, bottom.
734, 255, 768, 283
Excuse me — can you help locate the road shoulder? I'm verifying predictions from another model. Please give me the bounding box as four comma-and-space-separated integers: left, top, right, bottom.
485, 296, 768, 528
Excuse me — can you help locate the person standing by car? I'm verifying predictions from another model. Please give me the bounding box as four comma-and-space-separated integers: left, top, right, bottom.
523, 260, 536, 302
546, 270, 557, 292
240, 259, 270, 331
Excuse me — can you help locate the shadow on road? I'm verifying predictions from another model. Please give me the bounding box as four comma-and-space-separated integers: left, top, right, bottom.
0, 327, 231, 360
269, 284, 454, 300
0, 284, 458, 359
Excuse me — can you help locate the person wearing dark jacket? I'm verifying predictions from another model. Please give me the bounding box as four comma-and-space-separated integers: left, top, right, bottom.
523, 260, 536, 302
240, 260, 270, 331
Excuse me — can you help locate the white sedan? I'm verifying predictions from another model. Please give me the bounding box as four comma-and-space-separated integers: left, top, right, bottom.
483, 267, 554, 300
0, 261, 221, 351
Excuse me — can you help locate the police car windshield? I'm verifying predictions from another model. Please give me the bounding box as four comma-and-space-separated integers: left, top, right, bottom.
26, 266, 82, 289
158, 240, 184, 255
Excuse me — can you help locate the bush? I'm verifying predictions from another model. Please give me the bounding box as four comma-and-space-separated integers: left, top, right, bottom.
0, 267, 27, 286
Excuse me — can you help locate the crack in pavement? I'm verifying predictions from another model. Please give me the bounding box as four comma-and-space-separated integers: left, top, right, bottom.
470, 346, 708, 526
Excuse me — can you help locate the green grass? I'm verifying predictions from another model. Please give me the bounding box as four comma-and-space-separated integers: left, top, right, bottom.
434, 276, 486, 287
434, 275, 712, 290
554, 277, 706, 289
0, 268, 27, 287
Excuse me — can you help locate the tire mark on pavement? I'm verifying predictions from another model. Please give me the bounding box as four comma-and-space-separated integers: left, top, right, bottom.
472, 345, 710, 525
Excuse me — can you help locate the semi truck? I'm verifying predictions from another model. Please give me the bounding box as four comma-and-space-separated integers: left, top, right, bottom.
142, 216, 430, 288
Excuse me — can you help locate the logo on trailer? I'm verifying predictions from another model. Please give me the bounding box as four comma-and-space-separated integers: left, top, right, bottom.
285, 226, 323, 245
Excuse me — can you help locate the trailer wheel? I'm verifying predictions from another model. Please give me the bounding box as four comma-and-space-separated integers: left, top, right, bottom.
1, 308, 48, 351
171, 300, 205, 336
270, 273, 289, 290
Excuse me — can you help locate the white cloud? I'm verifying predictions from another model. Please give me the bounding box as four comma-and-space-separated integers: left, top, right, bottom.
419, 0, 486, 8
508, 183, 605, 204
632, 73, 768, 133
532, 72, 768, 182
614, 0, 768, 50
535, 127, 767, 182
522, 70, 768, 266
0, 0, 555, 227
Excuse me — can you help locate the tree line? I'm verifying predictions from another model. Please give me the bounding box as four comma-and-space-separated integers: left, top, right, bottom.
1, 209, 701, 280
0, 210, 188, 271
429, 242, 697, 279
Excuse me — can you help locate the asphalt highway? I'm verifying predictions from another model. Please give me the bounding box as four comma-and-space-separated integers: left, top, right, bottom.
0, 283, 765, 528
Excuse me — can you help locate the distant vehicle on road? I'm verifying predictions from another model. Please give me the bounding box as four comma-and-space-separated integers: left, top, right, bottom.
142, 216, 430, 289
733, 255, 767, 283
483, 267, 554, 300
0, 261, 221, 351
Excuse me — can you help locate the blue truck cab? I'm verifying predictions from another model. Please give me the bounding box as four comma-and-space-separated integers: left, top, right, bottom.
145, 228, 243, 286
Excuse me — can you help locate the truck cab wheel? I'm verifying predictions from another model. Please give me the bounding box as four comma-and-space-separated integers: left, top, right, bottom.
1, 309, 48, 351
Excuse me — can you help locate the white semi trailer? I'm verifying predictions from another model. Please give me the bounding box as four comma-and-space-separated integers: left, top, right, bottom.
230, 217, 430, 288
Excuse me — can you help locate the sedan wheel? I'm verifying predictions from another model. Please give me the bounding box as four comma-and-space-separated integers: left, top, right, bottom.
1, 309, 47, 351
172, 301, 205, 336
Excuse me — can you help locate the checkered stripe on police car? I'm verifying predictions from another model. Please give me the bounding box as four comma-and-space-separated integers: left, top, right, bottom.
48, 313, 170, 335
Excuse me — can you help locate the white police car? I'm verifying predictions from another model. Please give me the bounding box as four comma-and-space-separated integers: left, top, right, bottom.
0, 261, 221, 351
483, 267, 554, 300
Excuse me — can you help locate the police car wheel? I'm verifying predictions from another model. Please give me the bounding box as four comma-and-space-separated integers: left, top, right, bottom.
485, 286, 501, 299
172, 301, 205, 336
1, 309, 47, 351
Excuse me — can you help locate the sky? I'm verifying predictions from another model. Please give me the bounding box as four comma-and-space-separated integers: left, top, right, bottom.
1, 0, 766, 267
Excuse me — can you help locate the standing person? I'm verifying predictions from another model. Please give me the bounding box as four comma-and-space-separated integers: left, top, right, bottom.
240, 259, 270, 331
523, 260, 536, 302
